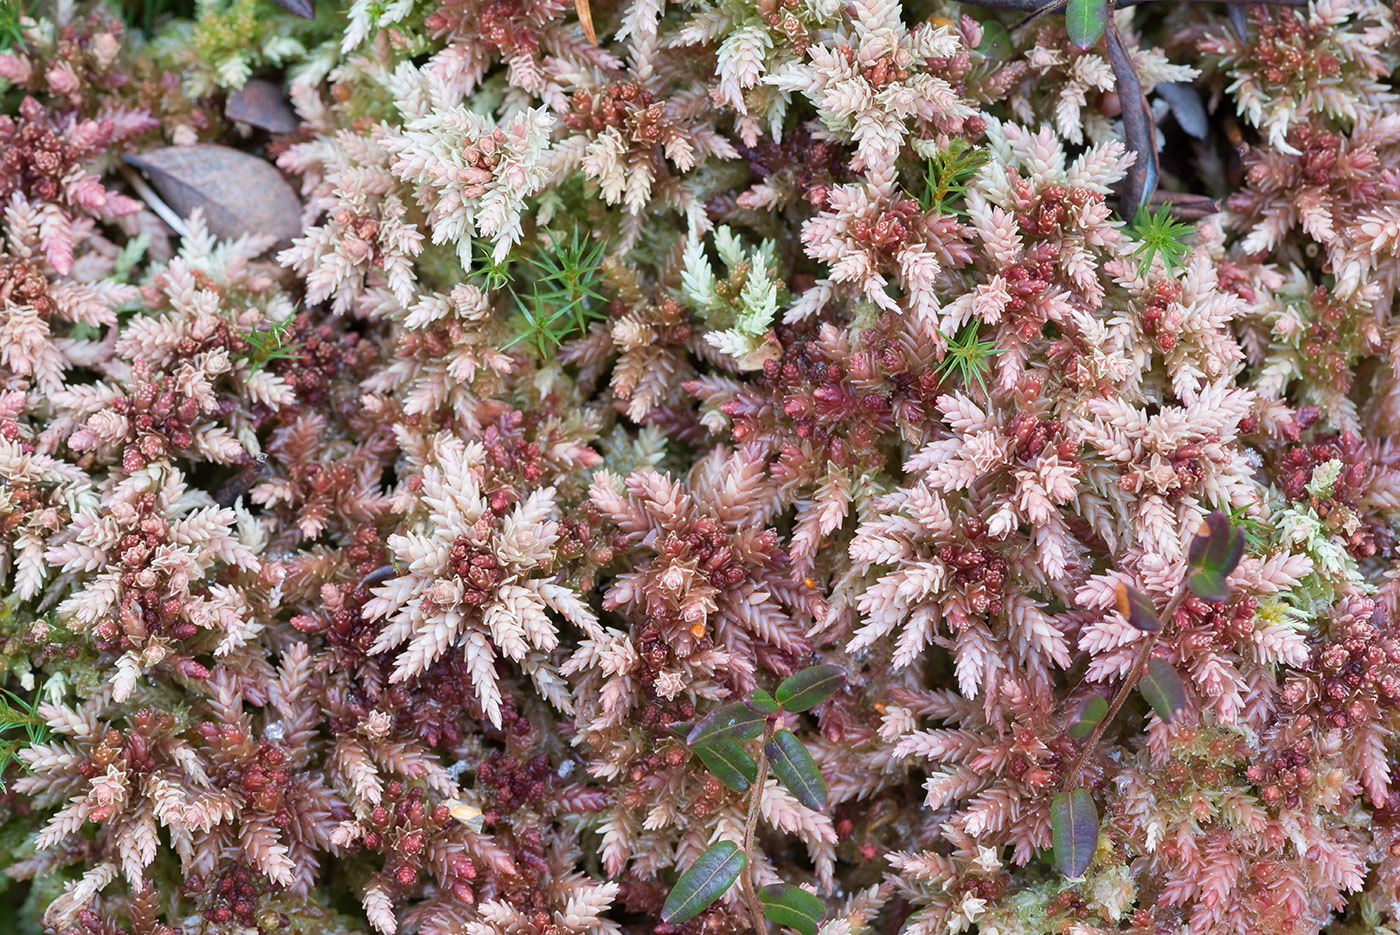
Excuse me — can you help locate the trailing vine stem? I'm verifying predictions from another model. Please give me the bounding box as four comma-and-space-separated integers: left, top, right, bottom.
740, 718, 778, 935
1061, 586, 1189, 791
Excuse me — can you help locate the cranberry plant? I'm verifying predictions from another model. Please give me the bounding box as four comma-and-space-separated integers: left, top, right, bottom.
660, 665, 846, 935
1052, 511, 1248, 877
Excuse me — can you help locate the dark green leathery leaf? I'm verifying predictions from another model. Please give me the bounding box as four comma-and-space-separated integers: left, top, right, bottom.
765, 729, 827, 811
1065, 0, 1109, 50
775, 665, 846, 712
747, 688, 779, 714
661, 841, 745, 924
687, 701, 766, 748
1051, 788, 1099, 878
1139, 657, 1188, 723
692, 740, 758, 792
759, 884, 825, 935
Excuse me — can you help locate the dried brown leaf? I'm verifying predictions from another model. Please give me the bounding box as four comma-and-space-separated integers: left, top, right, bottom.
124, 145, 302, 245
225, 79, 300, 134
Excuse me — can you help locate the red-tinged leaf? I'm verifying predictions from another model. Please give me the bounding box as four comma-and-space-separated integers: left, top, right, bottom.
1188, 511, 1245, 579
1068, 694, 1108, 741
775, 665, 846, 712
759, 884, 825, 935
765, 729, 826, 811
692, 741, 758, 792
1065, 0, 1108, 50
225, 79, 300, 134
687, 702, 766, 748
123, 145, 301, 245
1051, 788, 1098, 878
1139, 657, 1188, 724
1113, 582, 1160, 632
661, 842, 745, 924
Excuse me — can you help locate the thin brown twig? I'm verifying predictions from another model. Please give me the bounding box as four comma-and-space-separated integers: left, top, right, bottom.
739, 719, 776, 935
1061, 587, 1188, 791
1146, 191, 1219, 219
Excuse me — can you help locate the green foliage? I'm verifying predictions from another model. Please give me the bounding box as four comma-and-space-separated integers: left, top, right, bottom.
935, 321, 1004, 393
1209, 500, 1269, 554
672, 665, 839, 929
774, 665, 845, 712
975, 20, 1012, 60
1050, 788, 1098, 878
759, 885, 825, 935
504, 227, 610, 357
238, 315, 303, 373
1186, 509, 1246, 600
1129, 203, 1196, 275
764, 729, 827, 810
661, 841, 745, 924
1139, 657, 1188, 724
1065, 0, 1109, 51
0, 688, 50, 790
692, 741, 759, 792
918, 140, 988, 216
0, 0, 27, 51
111, 233, 153, 284
686, 701, 768, 747
681, 226, 783, 368
469, 236, 514, 292
1067, 694, 1108, 740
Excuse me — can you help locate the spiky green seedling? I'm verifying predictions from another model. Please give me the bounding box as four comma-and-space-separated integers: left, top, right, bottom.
1129, 203, 1196, 275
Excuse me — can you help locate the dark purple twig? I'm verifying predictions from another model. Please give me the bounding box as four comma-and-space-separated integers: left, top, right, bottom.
359, 564, 399, 590
213, 453, 268, 507
1229, 4, 1250, 39
1105, 20, 1156, 213
1146, 191, 1219, 219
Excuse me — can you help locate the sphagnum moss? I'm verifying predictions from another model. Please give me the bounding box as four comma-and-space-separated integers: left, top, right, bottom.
1, 1, 1399, 934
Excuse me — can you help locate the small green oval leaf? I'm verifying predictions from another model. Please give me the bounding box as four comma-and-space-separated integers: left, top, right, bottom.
976, 20, 1012, 60
759, 884, 825, 935
1065, 0, 1109, 50
1187, 568, 1229, 602
1139, 657, 1188, 724
775, 665, 847, 713
688, 702, 766, 748
662, 841, 746, 924
1067, 694, 1109, 740
1050, 788, 1098, 878
692, 741, 759, 792
748, 688, 780, 715
765, 729, 827, 811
